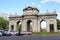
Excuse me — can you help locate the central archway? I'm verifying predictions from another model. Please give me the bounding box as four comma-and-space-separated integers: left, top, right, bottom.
27, 20, 32, 32
40, 20, 47, 32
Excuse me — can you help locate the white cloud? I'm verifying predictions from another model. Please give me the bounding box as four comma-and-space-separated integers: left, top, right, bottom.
46, 0, 60, 3
31, 2, 41, 8
0, 13, 10, 20
41, 0, 60, 4
31, 2, 37, 7
31, 2, 35, 5
57, 12, 60, 19
41, 1, 45, 4
38, 4, 41, 7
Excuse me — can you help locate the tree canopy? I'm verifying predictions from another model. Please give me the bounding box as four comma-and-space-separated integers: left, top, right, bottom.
0, 17, 9, 30
57, 19, 60, 30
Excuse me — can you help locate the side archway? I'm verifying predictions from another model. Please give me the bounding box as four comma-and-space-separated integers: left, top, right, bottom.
49, 24, 54, 32
40, 20, 47, 32
11, 25, 14, 31
27, 20, 32, 32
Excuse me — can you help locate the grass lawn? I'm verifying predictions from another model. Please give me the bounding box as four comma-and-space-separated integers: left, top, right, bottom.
32, 32, 60, 34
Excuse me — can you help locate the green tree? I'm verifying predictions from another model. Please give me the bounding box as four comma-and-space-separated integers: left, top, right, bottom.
0, 17, 9, 30
57, 19, 60, 30
18, 24, 22, 31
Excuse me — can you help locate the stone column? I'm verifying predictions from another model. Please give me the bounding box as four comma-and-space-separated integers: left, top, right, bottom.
9, 23, 11, 31
32, 19, 38, 32
31, 20, 34, 32
13, 21, 17, 30
14, 23, 17, 31
54, 19, 57, 32
37, 19, 40, 32
46, 20, 50, 32
9, 21, 12, 31
21, 20, 27, 32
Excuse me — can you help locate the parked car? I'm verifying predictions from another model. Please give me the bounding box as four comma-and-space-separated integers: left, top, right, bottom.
0, 30, 2, 37
10, 30, 18, 36
1, 30, 11, 36
20, 31, 32, 35
15, 30, 22, 36
58, 30, 60, 33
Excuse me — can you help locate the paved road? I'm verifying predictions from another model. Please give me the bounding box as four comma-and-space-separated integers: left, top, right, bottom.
0, 34, 60, 40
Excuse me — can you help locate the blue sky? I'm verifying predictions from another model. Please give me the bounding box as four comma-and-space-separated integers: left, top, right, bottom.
0, 0, 60, 19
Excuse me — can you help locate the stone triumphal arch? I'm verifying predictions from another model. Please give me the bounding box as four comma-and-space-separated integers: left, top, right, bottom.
9, 6, 57, 32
